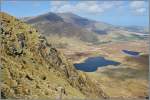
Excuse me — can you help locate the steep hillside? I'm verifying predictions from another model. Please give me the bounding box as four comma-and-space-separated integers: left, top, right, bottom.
59, 13, 148, 41
60, 13, 149, 36
0, 12, 105, 99
57, 12, 115, 34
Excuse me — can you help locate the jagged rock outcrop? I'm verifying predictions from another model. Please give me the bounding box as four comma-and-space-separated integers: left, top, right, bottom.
0, 12, 105, 99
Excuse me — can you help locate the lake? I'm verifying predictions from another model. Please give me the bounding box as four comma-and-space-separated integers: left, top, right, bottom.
74, 56, 120, 72
122, 50, 140, 57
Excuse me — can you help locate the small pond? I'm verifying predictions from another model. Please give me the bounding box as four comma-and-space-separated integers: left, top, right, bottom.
74, 56, 120, 72
122, 50, 140, 57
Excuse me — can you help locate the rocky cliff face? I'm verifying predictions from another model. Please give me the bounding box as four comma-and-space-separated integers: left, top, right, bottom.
0, 12, 105, 99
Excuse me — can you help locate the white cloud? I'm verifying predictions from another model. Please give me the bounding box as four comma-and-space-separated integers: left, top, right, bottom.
50, 1, 68, 7
136, 8, 146, 13
130, 1, 147, 15
75, 1, 103, 14
50, 1, 124, 14
130, 1, 145, 9
56, 4, 76, 13
49, 1, 147, 16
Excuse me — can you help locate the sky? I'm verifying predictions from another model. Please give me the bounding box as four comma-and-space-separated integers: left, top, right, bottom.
1, 0, 149, 27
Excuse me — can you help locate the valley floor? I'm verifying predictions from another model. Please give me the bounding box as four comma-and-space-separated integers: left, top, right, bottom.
58, 40, 149, 99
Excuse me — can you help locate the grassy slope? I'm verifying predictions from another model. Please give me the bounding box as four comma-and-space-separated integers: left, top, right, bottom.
0, 12, 104, 99
46, 34, 89, 51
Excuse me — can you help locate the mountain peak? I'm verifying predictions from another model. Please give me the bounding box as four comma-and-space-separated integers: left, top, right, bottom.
58, 12, 75, 15
25, 12, 64, 23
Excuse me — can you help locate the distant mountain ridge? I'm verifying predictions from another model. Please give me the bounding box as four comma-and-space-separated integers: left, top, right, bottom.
118, 26, 149, 34
24, 12, 100, 43
25, 12, 64, 23
57, 12, 116, 34
22, 12, 148, 43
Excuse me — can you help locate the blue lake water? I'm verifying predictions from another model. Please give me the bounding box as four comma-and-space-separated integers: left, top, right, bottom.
74, 57, 120, 72
122, 50, 140, 57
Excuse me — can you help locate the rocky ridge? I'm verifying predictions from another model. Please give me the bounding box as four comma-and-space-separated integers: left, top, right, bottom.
0, 12, 105, 99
